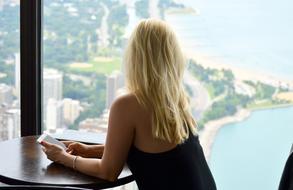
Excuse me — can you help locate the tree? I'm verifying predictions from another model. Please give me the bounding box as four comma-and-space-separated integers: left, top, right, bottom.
135, 0, 149, 18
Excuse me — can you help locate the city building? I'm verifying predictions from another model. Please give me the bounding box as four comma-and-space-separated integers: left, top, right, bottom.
78, 109, 109, 133
92, 71, 126, 133
46, 98, 63, 133
43, 68, 63, 128
63, 98, 81, 125
97, 2, 109, 48
0, 106, 8, 141
0, 106, 20, 141
105, 71, 123, 109
106, 73, 117, 109
0, 83, 13, 106
5, 108, 20, 139
14, 53, 20, 99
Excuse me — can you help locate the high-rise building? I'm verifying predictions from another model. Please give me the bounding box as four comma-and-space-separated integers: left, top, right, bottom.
0, 83, 13, 106
6, 108, 20, 139
14, 53, 20, 99
43, 68, 63, 128
46, 98, 63, 133
43, 68, 63, 103
106, 74, 117, 109
106, 71, 123, 109
0, 106, 8, 141
115, 70, 124, 89
97, 3, 109, 48
63, 98, 81, 125
0, 107, 20, 141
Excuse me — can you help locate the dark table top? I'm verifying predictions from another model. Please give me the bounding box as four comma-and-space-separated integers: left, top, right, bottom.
0, 136, 134, 189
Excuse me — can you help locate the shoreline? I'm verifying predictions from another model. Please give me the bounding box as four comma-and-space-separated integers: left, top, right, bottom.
187, 50, 293, 162
199, 109, 251, 161
248, 102, 293, 111
199, 103, 293, 162
187, 52, 293, 89
163, 2, 293, 176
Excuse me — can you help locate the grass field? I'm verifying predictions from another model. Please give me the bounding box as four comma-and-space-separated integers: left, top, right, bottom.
275, 92, 293, 102
247, 99, 293, 110
68, 57, 121, 75
247, 100, 276, 110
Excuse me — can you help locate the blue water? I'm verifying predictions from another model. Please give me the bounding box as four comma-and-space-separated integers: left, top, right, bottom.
166, 1, 293, 189
168, 0, 293, 79
209, 107, 293, 190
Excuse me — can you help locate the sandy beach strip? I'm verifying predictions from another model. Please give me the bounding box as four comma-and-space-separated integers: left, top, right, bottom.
186, 52, 293, 162
199, 109, 251, 162
186, 51, 293, 89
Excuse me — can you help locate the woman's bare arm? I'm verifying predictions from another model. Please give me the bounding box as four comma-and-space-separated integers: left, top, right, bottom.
62, 141, 104, 158
58, 95, 136, 181
85, 144, 104, 158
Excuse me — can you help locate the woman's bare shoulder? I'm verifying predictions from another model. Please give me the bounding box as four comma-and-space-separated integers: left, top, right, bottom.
110, 93, 143, 114
112, 93, 138, 106
109, 93, 145, 126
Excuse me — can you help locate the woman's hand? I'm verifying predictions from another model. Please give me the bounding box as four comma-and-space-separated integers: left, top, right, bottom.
62, 141, 104, 158
62, 141, 89, 158
41, 141, 68, 164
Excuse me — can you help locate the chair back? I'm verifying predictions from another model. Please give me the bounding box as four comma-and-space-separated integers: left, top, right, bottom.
278, 144, 293, 190
0, 185, 91, 190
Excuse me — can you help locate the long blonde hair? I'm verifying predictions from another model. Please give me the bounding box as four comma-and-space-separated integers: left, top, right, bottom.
124, 19, 196, 144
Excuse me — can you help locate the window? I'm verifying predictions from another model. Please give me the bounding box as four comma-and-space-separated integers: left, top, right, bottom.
42, 1, 133, 188
0, 0, 20, 141
42, 0, 127, 134
41, 0, 293, 189
168, 1, 292, 190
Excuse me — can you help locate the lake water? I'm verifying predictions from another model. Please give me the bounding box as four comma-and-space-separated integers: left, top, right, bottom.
209, 107, 293, 190
169, 0, 293, 80
166, 0, 293, 189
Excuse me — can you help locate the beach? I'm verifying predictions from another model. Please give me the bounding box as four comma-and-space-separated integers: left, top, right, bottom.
199, 109, 251, 161
186, 52, 293, 89
164, 8, 293, 162
188, 52, 293, 161
164, 1, 293, 189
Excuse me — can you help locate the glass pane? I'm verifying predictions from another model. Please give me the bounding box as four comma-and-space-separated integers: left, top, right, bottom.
43, 0, 293, 189
168, 1, 292, 190
0, 0, 20, 141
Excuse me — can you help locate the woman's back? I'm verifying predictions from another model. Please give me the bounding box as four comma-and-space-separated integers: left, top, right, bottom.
40, 19, 217, 187
127, 94, 217, 190
130, 94, 178, 154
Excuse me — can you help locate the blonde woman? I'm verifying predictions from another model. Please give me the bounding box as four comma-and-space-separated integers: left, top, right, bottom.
41, 19, 217, 190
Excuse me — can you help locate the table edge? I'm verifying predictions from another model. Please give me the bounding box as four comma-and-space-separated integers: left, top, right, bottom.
0, 174, 135, 189
0, 136, 135, 189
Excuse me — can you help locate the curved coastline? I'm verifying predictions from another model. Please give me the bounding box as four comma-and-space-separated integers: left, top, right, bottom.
199, 109, 251, 161
163, 3, 293, 163
189, 53, 293, 162
187, 52, 293, 89
199, 103, 293, 162
189, 52, 293, 162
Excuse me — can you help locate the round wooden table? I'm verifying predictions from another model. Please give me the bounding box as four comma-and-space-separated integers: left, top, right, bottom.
0, 136, 134, 189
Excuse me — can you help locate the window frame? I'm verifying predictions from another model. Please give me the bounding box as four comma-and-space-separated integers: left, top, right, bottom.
20, 0, 43, 136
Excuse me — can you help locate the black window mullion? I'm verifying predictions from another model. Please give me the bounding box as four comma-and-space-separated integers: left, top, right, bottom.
20, 0, 42, 136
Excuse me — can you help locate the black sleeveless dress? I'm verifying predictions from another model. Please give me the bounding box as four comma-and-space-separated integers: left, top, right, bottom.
126, 132, 217, 190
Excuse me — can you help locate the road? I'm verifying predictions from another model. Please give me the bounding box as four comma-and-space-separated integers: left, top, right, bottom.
149, 0, 160, 18
183, 70, 211, 119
